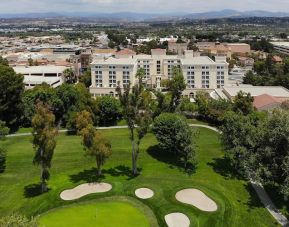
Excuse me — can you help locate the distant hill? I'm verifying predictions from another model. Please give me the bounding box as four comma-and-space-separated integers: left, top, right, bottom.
1, 10, 289, 21
184, 9, 289, 19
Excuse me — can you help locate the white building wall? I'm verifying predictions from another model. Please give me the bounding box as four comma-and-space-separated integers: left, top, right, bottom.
90, 54, 228, 97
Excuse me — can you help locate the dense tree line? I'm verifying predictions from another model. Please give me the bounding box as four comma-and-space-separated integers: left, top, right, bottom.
220, 109, 289, 199
244, 54, 289, 89
246, 38, 274, 53
133, 39, 168, 55
0, 60, 24, 131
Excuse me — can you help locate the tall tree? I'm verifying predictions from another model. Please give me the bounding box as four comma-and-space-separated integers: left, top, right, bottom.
116, 68, 152, 175
32, 102, 57, 192
88, 132, 112, 176
0, 65, 24, 130
75, 110, 111, 176
152, 113, 197, 170
162, 66, 186, 112
79, 68, 92, 88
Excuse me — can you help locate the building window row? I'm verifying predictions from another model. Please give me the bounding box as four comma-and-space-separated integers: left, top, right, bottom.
109, 71, 116, 88
95, 71, 103, 88
123, 71, 130, 85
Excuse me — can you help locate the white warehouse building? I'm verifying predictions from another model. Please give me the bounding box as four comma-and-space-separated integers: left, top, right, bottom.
90, 49, 229, 98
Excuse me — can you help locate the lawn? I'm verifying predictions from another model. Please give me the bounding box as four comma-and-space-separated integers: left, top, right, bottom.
38, 197, 154, 227
0, 127, 280, 227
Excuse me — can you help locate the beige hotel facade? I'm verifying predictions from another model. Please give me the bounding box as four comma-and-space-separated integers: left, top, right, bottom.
90, 49, 229, 98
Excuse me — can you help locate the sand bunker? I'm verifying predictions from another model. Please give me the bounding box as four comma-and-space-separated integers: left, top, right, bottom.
60, 183, 112, 201
164, 212, 190, 227
176, 189, 217, 212
135, 188, 154, 199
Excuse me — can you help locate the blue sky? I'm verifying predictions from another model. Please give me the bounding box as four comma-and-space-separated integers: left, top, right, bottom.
0, 0, 288, 14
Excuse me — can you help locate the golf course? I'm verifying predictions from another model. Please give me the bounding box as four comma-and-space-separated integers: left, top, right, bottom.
0, 127, 280, 226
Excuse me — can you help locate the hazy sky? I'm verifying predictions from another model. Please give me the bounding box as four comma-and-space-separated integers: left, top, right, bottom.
0, 0, 288, 14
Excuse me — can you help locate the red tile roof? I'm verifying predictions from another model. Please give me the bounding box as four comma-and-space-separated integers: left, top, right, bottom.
253, 94, 281, 109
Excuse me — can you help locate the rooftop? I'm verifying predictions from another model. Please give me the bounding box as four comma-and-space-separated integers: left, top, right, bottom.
223, 86, 289, 98
271, 42, 289, 48
13, 65, 70, 74
253, 94, 281, 109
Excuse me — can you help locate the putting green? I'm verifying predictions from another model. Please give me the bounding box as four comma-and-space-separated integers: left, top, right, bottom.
38, 200, 151, 227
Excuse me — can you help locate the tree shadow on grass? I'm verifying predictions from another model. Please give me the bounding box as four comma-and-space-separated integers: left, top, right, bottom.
24, 183, 50, 198
264, 184, 289, 219
69, 168, 105, 183
245, 183, 264, 209
147, 145, 196, 175
103, 165, 141, 180
207, 157, 244, 180
69, 165, 139, 183
0, 158, 6, 173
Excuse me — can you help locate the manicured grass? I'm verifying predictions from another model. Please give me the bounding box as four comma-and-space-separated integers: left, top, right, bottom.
186, 118, 209, 125
117, 119, 127, 126
0, 127, 280, 227
38, 197, 152, 227
14, 127, 32, 134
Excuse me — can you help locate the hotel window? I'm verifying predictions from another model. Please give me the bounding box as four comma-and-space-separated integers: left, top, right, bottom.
109, 65, 116, 69
144, 64, 150, 79
157, 60, 161, 74
202, 72, 210, 88
95, 65, 102, 69
109, 71, 116, 88
95, 71, 103, 87
123, 71, 130, 86
187, 71, 195, 88
217, 71, 225, 88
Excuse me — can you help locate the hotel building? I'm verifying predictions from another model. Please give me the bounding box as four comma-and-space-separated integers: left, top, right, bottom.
90, 49, 229, 98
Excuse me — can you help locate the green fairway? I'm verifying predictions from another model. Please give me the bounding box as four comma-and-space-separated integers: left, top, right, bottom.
0, 127, 280, 226
39, 199, 151, 227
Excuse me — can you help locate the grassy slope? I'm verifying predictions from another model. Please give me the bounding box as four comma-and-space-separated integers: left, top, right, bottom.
38, 198, 151, 227
0, 128, 279, 227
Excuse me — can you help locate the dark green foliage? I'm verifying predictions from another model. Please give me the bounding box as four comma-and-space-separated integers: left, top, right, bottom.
220, 111, 265, 178
221, 109, 289, 198
247, 38, 274, 53
116, 68, 153, 175
179, 97, 197, 113
232, 91, 254, 115
79, 69, 92, 88
95, 96, 121, 126
0, 56, 9, 66
243, 55, 289, 89
32, 102, 57, 192
106, 30, 128, 47
134, 40, 167, 55
0, 65, 24, 131
195, 92, 232, 124
0, 148, 6, 173
22, 83, 98, 128
161, 67, 186, 112
152, 113, 197, 170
